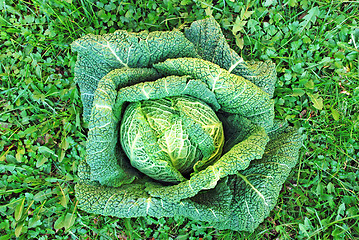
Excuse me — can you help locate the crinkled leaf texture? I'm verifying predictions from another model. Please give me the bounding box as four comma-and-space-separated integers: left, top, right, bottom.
72, 17, 302, 232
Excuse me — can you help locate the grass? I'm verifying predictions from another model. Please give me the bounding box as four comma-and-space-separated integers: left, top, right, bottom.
0, 0, 358, 239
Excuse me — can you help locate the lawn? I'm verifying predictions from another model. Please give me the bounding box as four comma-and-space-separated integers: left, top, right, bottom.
0, 0, 358, 239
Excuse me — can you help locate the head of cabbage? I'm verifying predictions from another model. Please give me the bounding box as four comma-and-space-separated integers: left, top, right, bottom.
120, 96, 224, 183
72, 17, 302, 232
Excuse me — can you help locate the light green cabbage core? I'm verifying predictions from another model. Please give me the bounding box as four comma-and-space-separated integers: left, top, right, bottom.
120, 96, 224, 183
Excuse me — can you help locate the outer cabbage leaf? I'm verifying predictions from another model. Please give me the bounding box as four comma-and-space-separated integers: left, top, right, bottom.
185, 17, 277, 97
154, 58, 275, 130
75, 122, 301, 232
115, 75, 221, 112
72, 30, 199, 121
213, 121, 302, 231
86, 68, 161, 187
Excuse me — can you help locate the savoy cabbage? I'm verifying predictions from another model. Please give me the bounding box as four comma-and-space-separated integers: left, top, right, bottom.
72, 17, 302, 232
